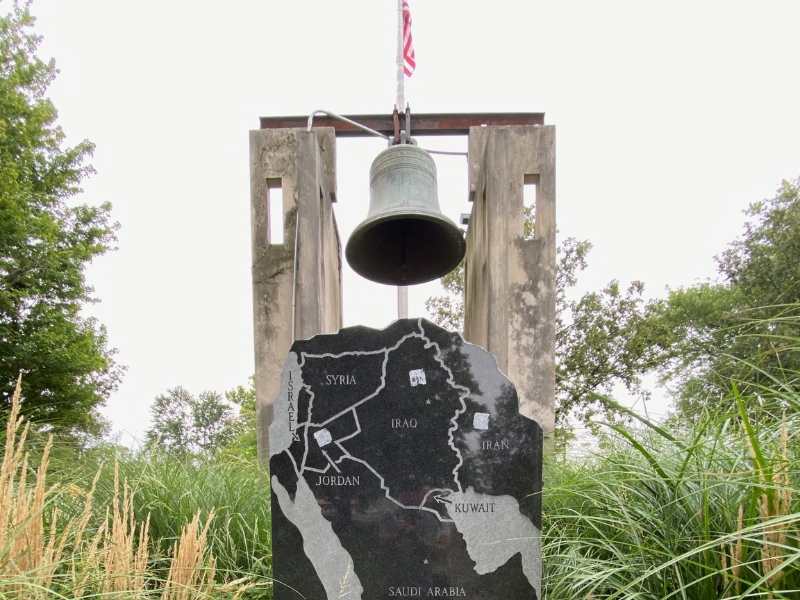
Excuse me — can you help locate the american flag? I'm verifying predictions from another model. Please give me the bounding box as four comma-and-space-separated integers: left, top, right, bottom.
403, 1, 416, 76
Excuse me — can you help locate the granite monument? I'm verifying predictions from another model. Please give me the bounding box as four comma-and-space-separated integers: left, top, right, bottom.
269, 318, 543, 599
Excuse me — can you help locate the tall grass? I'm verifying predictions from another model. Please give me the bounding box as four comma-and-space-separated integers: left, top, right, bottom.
5, 315, 800, 599
0, 376, 269, 599
4, 387, 797, 600
97, 449, 273, 584
0, 377, 65, 596
542, 387, 800, 599
54, 451, 273, 598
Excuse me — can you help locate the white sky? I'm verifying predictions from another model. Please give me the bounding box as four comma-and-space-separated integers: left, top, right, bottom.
30, 0, 800, 443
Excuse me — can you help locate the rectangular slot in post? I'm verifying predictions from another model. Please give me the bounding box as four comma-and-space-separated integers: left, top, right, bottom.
267, 178, 284, 245
523, 174, 538, 239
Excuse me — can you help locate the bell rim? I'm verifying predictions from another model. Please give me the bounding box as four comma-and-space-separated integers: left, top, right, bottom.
345, 210, 466, 286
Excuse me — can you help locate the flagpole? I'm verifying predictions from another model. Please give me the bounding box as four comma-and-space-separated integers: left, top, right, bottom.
396, 0, 408, 320
396, 0, 405, 111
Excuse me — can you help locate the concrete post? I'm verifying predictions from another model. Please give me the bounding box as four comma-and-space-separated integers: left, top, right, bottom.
464, 125, 556, 437
249, 127, 342, 464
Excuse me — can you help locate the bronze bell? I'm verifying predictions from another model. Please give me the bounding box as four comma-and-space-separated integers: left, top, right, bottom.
345, 144, 466, 286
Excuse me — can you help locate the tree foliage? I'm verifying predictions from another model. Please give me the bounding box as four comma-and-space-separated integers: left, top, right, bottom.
424, 264, 465, 333
222, 378, 257, 459
145, 382, 255, 458
557, 278, 670, 423
426, 212, 660, 427
718, 178, 800, 304
654, 178, 800, 416
0, 2, 119, 436
428, 180, 800, 426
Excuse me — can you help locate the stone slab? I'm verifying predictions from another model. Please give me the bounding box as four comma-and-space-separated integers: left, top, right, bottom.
269, 318, 543, 600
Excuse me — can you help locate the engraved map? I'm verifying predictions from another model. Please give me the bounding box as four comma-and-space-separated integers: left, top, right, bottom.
269, 319, 543, 600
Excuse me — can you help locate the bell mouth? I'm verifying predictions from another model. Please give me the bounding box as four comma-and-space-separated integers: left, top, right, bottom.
345, 212, 466, 286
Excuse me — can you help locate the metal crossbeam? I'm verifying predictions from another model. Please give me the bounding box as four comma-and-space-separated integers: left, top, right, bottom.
259, 112, 545, 137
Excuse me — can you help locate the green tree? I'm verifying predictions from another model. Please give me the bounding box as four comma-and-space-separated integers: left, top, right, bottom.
556, 277, 669, 424
145, 386, 194, 454
653, 177, 800, 416
426, 210, 662, 427
221, 377, 257, 459
718, 178, 800, 304
192, 390, 237, 454
0, 2, 120, 436
146, 386, 240, 456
